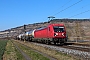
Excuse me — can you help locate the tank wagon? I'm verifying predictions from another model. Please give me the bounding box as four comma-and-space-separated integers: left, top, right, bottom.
16, 34, 25, 40
18, 24, 68, 44
24, 30, 35, 41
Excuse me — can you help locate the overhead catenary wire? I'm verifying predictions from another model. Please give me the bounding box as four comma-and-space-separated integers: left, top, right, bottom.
52, 0, 83, 16
60, 0, 72, 8
65, 4, 90, 17
44, 0, 86, 22
69, 10, 90, 18
47, 0, 72, 21
45, 0, 82, 22
50, 0, 72, 15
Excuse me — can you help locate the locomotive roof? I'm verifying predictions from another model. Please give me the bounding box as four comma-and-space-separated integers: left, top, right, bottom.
49, 24, 64, 26
36, 26, 47, 30
35, 24, 65, 31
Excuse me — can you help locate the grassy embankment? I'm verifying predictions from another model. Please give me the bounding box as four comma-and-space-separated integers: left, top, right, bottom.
16, 40, 79, 60
3, 40, 25, 60
3, 40, 50, 60
13, 41, 50, 60
0, 40, 8, 60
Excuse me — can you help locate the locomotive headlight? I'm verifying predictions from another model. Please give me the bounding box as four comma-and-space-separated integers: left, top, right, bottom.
56, 33, 58, 35
54, 33, 58, 36
62, 33, 64, 36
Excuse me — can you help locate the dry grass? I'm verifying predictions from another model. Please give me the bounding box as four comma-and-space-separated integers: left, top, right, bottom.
3, 40, 17, 60
14, 41, 50, 60
15, 40, 79, 60
3, 40, 25, 60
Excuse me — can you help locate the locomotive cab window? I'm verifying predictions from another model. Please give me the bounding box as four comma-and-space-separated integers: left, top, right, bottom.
53, 26, 64, 32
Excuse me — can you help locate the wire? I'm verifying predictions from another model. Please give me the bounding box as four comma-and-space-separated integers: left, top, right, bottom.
53, 0, 83, 16
65, 4, 89, 17
61, 0, 72, 7
49, 0, 72, 16
69, 10, 90, 18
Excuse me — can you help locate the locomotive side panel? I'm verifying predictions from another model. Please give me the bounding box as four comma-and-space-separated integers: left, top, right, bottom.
47, 25, 54, 38
34, 27, 48, 38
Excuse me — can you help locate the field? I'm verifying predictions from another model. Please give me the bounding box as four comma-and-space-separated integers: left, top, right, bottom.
3, 40, 25, 60
3, 40, 50, 60
0, 40, 8, 60
1, 39, 88, 60
3, 40, 79, 60
15, 40, 78, 60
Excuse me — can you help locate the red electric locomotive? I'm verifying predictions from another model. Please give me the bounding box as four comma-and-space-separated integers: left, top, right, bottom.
34, 24, 68, 44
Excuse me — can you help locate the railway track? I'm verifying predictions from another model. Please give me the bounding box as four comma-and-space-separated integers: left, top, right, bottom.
15, 40, 81, 60
57, 42, 90, 52
60, 45, 90, 52
31, 42, 90, 60
32, 42, 90, 52
14, 39, 90, 60
65, 42, 90, 47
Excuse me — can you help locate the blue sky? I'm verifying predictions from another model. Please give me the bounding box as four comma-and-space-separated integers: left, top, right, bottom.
0, 0, 90, 31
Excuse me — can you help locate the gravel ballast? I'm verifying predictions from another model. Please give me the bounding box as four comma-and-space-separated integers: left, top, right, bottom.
33, 43, 90, 60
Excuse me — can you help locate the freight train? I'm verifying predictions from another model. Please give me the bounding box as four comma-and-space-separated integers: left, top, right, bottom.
16, 24, 68, 44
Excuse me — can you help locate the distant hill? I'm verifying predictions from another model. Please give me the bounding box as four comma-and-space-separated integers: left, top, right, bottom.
0, 19, 90, 40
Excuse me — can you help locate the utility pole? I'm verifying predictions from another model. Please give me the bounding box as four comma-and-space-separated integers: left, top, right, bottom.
24, 24, 26, 42
75, 21, 80, 43
7, 30, 10, 40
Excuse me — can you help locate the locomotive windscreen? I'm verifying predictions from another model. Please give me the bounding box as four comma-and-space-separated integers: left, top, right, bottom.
53, 26, 64, 32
